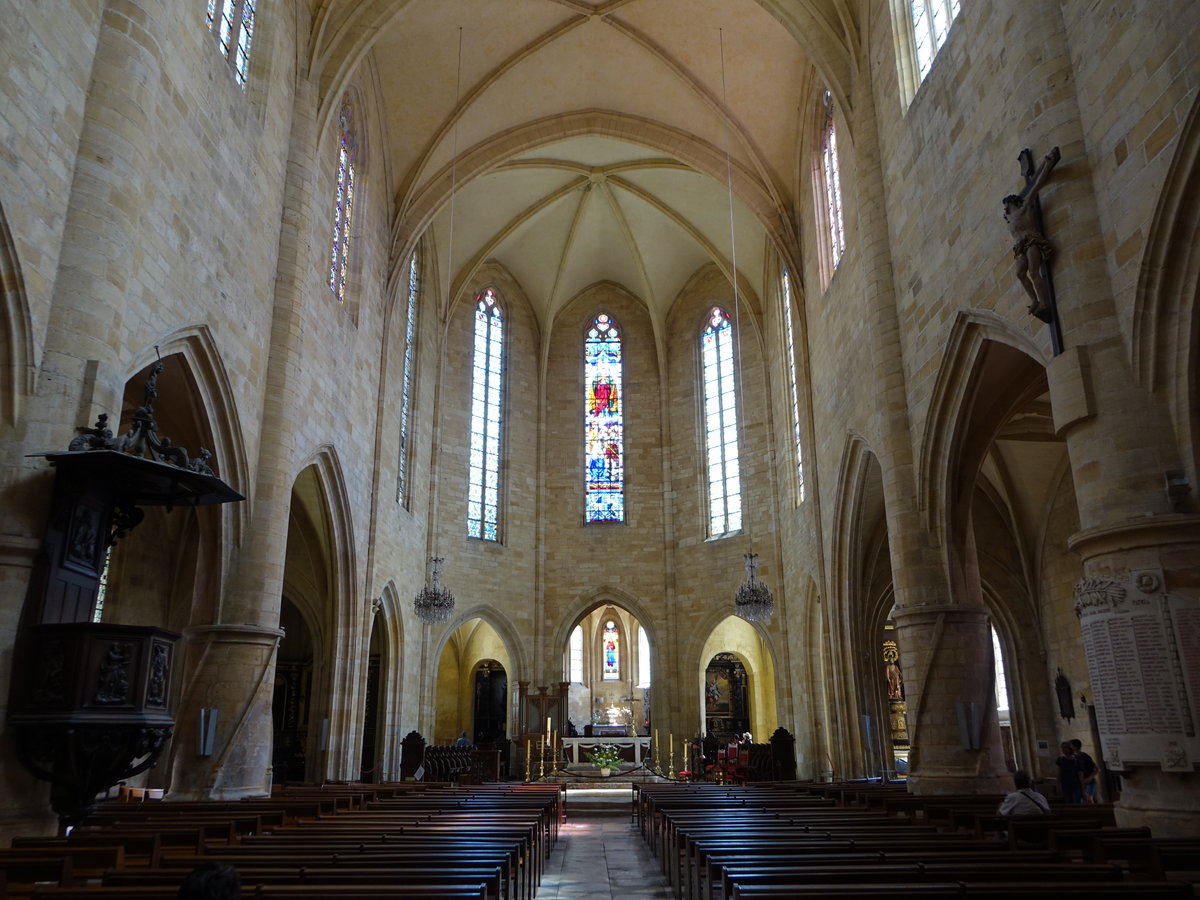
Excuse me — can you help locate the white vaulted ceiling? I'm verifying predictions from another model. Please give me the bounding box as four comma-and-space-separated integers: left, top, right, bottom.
311, 0, 858, 327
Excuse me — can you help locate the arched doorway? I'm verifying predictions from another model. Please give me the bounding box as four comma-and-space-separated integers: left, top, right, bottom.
472, 660, 507, 744
563, 604, 651, 738
434, 618, 512, 745
272, 597, 314, 783
703, 653, 749, 738
358, 619, 385, 782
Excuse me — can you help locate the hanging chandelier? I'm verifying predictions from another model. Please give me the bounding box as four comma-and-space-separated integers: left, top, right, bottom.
734, 552, 774, 622
413, 556, 455, 623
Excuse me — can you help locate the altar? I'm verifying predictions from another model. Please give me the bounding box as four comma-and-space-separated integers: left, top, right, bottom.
560, 736, 651, 765
585, 724, 631, 738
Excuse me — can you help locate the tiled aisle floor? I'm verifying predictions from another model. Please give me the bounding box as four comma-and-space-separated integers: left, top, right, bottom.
538, 788, 672, 899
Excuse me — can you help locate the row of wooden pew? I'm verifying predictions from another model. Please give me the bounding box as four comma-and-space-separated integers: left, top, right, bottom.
1, 781, 564, 899
634, 780, 1200, 900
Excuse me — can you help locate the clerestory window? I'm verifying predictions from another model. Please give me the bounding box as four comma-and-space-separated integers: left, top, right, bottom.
467, 288, 504, 541
781, 270, 805, 502
205, 0, 256, 87
701, 306, 742, 537
911, 0, 962, 83
397, 249, 420, 505
328, 97, 358, 307
819, 91, 847, 279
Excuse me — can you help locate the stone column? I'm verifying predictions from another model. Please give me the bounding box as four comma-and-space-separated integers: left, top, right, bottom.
167, 70, 320, 798
1052, 345, 1200, 834
0, 0, 163, 831
849, 55, 1007, 794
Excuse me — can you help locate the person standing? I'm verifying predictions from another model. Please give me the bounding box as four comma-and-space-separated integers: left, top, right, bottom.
1071, 739, 1099, 803
1055, 741, 1083, 803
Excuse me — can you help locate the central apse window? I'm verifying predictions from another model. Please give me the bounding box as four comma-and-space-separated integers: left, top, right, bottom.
467, 288, 504, 541
585, 313, 624, 522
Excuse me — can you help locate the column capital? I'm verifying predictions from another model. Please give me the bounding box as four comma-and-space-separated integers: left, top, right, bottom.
1068, 513, 1200, 563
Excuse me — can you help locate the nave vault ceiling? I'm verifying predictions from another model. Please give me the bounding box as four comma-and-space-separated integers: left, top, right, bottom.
310, 0, 859, 329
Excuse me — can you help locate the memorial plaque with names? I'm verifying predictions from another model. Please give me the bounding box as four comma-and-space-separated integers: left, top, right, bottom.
1074, 575, 1198, 771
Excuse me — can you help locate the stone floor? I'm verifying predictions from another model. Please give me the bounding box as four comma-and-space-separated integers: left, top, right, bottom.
538, 784, 672, 899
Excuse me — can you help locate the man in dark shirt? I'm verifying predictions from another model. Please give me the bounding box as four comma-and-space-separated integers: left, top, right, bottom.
1056, 741, 1082, 803
1071, 738, 1098, 803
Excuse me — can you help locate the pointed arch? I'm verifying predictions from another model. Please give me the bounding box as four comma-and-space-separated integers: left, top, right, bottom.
827, 434, 887, 777
127, 325, 251, 544
369, 579, 407, 780
288, 445, 361, 780
430, 603, 530, 688
1133, 92, 1200, 473
918, 310, 1049, 546
0, 203, 34, 427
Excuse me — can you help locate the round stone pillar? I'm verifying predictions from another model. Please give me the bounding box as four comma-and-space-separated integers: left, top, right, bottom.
166, 624, 284, 799
1067, 517, 1200, 835
892, 605, 1010, 795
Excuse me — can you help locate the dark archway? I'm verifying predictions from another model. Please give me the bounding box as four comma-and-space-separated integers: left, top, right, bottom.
472, 660, 507, 744
272, 597, 314, 784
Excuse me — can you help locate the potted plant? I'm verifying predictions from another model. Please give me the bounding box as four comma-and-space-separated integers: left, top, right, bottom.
587, 743, 623, 776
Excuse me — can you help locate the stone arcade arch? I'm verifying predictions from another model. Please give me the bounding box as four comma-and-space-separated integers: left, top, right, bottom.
0, 203, 33, 430
697, 615, 778, 745
433, 617, 515, 745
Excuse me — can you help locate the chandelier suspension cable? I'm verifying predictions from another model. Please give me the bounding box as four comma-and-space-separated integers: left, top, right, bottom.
720, 28, 773, 622
415, 26, 464, 625
719, 28, 747, 439
444, 25, 463, 318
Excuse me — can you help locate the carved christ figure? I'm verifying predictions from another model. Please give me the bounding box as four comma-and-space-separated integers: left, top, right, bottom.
1003, 146, 1061, 316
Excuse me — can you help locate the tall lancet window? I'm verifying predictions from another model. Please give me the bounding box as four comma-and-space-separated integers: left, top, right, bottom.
821, 91, 846, 274
701, 306, 742, 536
781, 270, 805, 502
602, 620, 620, 680
568, 626, 584, 682
397, 249, 420, 505
205, 0, 256, 86
467, 288, 504, 541
585, 313, 624, 523
328, 97, 358, 306
911, 0, 962, 83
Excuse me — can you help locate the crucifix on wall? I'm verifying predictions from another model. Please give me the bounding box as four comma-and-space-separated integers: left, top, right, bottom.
1003, 146, 1064, 354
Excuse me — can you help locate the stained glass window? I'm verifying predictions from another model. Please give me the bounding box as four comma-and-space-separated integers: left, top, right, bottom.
821, 91, 846, 272
602, 620, 619, 680
397, 250, 420, 504
569, 626, 584, 682
781, 270, 805, 502
329, 97, 357, 306
467, 288, 504, 541
205, 0, 256, 87
584, 313, 624, 523
701, 307, 742, 536
911, 0, 962, 82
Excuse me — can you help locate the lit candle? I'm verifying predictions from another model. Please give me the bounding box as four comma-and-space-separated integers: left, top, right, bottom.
546, 716, 551, 735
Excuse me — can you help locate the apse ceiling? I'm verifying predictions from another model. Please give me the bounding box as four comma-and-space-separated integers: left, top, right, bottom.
329, 0, 849, 328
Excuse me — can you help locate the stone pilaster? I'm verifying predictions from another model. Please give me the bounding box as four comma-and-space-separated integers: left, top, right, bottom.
165, 624, 283, 799
851, 39, 1007, 793
168, 71, 321, 796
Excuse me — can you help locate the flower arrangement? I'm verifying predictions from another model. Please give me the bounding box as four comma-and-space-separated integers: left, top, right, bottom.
587, 744, 623, 770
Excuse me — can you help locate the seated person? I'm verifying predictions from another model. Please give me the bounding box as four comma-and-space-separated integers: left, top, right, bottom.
998, 770, 1050, 816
